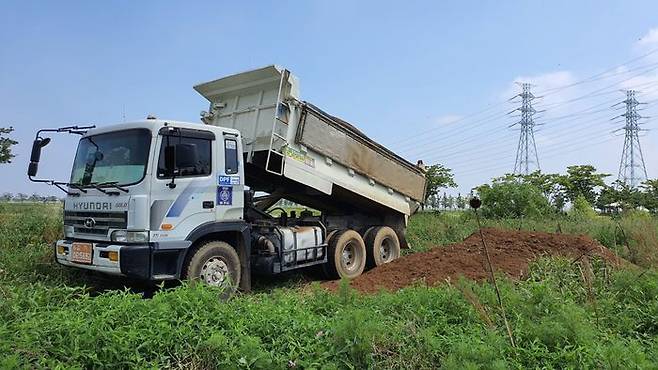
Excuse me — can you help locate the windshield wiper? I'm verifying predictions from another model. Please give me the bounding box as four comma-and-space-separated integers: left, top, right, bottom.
96, 181, 129, 193
89, 183, 110, 194
68, 183, 88, 193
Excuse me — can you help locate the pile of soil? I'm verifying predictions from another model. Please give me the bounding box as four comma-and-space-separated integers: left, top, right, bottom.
322, 228, 626, 294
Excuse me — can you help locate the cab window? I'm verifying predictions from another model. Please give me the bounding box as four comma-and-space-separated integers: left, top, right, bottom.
157, 136, 212, 178
224, 138, 239, 174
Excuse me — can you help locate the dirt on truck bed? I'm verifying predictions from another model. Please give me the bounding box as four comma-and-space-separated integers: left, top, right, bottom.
322, 228, 626, 294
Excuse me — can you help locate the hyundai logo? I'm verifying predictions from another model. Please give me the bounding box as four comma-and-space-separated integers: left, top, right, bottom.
84, 217, 96, 228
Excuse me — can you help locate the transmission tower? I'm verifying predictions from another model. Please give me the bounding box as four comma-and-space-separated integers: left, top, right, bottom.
615, 90, 648, 188
511, 83, 540, 175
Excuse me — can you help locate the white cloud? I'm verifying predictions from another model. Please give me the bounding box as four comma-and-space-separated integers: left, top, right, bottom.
434, 114, 463, 126
637, 28, 658, 48
625, 27, 658, 99
502, 71, 581, 117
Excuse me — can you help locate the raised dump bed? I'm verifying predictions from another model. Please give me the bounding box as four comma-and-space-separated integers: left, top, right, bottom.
194, 65, 426, 217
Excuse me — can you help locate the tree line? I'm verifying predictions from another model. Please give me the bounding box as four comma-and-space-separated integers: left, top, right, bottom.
424, 163, 658, 217
0, 193, 62, 203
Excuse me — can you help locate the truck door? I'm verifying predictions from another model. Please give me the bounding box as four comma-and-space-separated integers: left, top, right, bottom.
150, 128, 217, 240
216, 133, 244, 221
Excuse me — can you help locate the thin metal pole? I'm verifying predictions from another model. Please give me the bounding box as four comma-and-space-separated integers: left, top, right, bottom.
473, 205, 516, 348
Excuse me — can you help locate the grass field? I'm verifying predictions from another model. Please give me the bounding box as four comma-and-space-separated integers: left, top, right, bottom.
1, 202, 658, 368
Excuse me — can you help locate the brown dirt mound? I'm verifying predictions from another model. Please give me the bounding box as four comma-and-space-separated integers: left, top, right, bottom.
322, 228, 626, 294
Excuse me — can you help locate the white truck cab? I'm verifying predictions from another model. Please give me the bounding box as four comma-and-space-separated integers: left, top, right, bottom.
53, 120, 252, 289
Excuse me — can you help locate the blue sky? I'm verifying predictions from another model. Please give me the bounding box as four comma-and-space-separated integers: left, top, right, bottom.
2, 1, 658, 196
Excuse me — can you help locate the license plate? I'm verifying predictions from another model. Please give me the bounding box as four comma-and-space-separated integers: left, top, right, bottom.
71, 242, 93, 264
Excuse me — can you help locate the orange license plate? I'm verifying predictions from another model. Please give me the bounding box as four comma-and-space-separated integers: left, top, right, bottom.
71, 242, 93, 264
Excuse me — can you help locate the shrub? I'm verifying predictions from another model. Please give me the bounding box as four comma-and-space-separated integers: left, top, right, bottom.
569, 195, 597, 219
476, 179, 553, 219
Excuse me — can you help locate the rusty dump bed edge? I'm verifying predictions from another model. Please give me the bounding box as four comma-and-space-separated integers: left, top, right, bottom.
295, 101, 427, 202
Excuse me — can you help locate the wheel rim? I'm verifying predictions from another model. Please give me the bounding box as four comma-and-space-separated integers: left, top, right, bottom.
341, 241, 358, 271
380, 237, 395, 262
200, 257, 230, 286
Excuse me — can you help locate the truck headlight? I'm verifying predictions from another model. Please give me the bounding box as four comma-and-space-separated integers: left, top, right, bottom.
111, 230, 149, 243
64, 225, 74, 238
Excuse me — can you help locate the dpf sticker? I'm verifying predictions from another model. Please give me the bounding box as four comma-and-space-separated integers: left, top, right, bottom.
219, 175, 240, 185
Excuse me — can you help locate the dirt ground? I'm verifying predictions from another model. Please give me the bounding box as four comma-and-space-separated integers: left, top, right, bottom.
322, 228, 626, 293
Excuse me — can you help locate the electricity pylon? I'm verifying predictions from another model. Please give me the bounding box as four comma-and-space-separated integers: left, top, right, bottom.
511, 83, 540, 175
614, 90, 648, 188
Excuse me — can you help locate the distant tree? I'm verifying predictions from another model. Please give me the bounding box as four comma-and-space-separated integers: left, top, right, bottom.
423, 164, 457, 203
431, 194, 440, 209
425, 194, 435, 209
455, 193, 466, 209
0, 192, 12, 202
520, 171, 564, 209
615, 181, 643, 210
558, 165, 610, 204
596, 181, 644, 213
475, 176, 552, 219
15, 193, 28, 202
0, 127, 18, 164
596, 185, 619, 214
441, 192, 449, 210
639, 179, 658, 214
447, 195, 455, 210
569, 195, 597, 219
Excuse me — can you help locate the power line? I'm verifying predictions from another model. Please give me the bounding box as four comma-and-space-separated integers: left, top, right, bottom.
401, 78, 658, 160
535, 47, 658, 96
452, 135, 619, 178
391, 48, 658, 149
431, 110, 614, 164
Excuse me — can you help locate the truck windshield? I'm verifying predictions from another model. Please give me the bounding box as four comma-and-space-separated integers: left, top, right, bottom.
70, 129, 151, 187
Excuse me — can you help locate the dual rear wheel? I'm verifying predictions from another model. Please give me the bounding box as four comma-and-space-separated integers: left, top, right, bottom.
324, 226, 401, 280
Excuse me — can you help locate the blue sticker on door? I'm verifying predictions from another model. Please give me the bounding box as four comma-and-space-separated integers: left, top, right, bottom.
217, 186, 233, 205
218, 176, 240, 185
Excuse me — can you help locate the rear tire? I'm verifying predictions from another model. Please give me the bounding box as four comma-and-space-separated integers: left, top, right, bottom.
186, 241, 241, 297
365, 226, 400, 267
324, 229, 366, 279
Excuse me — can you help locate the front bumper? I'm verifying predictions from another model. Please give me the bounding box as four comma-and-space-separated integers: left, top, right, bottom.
55, 240, 189, 281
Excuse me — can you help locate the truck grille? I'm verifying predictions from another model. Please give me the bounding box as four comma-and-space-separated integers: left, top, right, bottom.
64, 211, 128, 239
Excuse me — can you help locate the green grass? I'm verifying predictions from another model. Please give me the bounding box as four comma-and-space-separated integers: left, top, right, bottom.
1, 203, 658, 368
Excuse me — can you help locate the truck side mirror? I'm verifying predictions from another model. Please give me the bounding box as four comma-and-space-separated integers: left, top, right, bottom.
27, 138, 51, 177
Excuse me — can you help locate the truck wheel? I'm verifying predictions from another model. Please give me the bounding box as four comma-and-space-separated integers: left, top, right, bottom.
186, 241, 241, 296
365, 226, 400, 267
325, 229, 366, 279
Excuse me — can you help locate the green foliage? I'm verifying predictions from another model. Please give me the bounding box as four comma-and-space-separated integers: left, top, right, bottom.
558, 165, 610, 204
640, 179, 658, 214
423, 164, 457, 202
569, 195, 597, 219
476, 176, 553, 219
517, 170, 564, 210
455, 193, 466, 209
2, 204, 658, 368
0, 126, 18, 164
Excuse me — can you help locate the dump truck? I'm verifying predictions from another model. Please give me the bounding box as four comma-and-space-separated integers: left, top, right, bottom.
28, 66, 426, 292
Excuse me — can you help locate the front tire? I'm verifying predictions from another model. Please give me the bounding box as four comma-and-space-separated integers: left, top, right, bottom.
324, 229, 366, 279
186, 241, 241, 296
